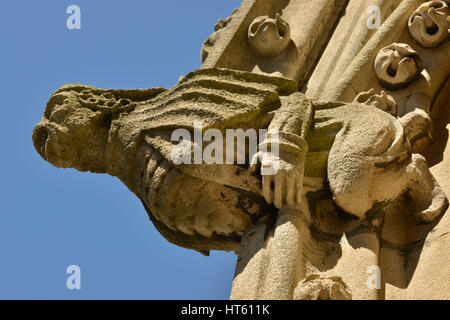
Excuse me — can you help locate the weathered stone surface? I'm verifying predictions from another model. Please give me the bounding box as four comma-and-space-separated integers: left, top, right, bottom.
33, 68, 299, 252
247, 14, 291, 58
374, 43, 423, 90
408, 1, 449, 48
32, 0, 450, 299
293, 274, 352, 300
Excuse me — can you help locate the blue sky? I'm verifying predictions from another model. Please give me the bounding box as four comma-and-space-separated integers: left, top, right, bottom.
0, 0, 243, 299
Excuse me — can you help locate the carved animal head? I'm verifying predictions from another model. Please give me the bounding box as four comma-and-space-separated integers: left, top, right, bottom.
32, 84, 114, 173
374, 43, 423, 90
33, 84, 165, 172
408, 1, 449, 48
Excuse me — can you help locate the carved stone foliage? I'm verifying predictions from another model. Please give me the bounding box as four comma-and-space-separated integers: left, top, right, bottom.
408, 1, 449, 48
247, 14, 291, 58
374, 43, 423, 90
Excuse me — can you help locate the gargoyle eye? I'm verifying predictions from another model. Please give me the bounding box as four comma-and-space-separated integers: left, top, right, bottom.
49, 106, 64, 121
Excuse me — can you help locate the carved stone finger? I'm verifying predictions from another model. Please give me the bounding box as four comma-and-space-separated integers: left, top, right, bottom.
296, 177, 303, 207
263, 175, 274, 204
286, 172, 296, 208
274, 171, 284, 209
249, 151, 261, 173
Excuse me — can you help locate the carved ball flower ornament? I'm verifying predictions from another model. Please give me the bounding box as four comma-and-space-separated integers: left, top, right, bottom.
408, 1, 449, 48
248, 14, 291, 58
374, 43, 423, 90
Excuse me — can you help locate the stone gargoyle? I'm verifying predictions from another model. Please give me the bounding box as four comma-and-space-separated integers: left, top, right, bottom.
32, 68, 448, 253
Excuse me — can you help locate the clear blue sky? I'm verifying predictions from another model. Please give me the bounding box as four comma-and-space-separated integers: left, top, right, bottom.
0, 0, 243, 299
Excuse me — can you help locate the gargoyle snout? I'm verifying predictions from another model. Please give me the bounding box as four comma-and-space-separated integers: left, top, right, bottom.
32, 124, 49, 160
